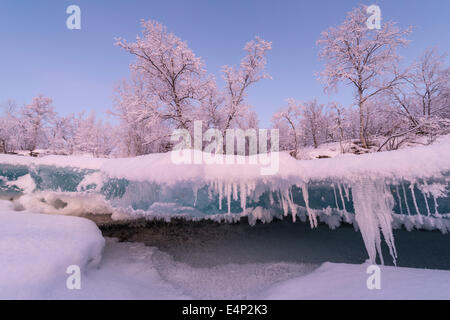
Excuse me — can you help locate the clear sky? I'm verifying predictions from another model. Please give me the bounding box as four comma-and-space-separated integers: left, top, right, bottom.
0, 0, 449, 127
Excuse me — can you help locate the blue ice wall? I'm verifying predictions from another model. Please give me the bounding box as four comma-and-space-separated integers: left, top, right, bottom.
1, 163, 448, 220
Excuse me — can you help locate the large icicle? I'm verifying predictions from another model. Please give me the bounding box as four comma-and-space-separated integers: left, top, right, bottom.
352, 178, 397, 265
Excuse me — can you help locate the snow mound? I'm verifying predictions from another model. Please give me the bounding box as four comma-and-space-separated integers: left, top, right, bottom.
0, 201, 105, 299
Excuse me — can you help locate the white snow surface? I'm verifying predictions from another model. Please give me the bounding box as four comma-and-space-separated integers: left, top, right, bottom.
256, 262, 450, 300
0, 200, 105, 299
0, 134, 449, 184
102, 135, 450, 183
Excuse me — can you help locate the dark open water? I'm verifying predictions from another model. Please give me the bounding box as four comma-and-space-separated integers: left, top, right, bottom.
99, 217, 450, 270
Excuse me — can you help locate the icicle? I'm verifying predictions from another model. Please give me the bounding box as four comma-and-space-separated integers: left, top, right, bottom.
287, 187, 297, 222
344, 185, 350, 202
250, 181, 256, 197
246, 181, 255, 203
239, 182, 247, 214
232, 183, 238, 201
401, 183, 411, 216
409, 183, 423, 224
269, 191, 274, 206
301, 183, 317, 228
279, 189, 289, 217
352, 178, 397, 265
226, 183, 231, 215
338, 183, 347, 212
218, 180, 223, 211
193, 186, 198, 207
332, 184, 340, 210
420, 181, 439, 217
207, 183, 213, 200
395, 185, 403, 214
433, 196, 440, 216
422, 190, 431, 216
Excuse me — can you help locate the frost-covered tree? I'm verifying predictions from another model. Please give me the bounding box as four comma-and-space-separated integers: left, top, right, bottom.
329, 102, 348, 153
385, 82, 421, 128
196, 37, 270, 137
199, 80, 226, 130
48, 114, 76, 155
115, 21, 270, 154
116, 20, 209, 131
73, 111, 114, 157
0, 101, 22, 153
272, 99, 302, 157
221, 37, 271, 134
409, 48, 449, 118
0, 117, 12, 153
20, 95, 56, 154
272, 99, 331, 155
380, 48, 450, 144
300, 100, 329, 149
112, 73, 171, 156
317, 5, 411, 148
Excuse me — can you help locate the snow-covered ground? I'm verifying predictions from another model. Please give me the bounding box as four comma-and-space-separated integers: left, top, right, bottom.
256, 262, 450, 300
0, 200, 185, 299
2, 134, 449, 183
296, 134, 445, 160
1, 199, 449, 300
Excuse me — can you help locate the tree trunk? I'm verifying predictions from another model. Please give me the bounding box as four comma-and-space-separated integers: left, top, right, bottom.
285, 116, 298, 158
338, 125, 344, 154
312, 132, 318, 149
358, 90, 368, 148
